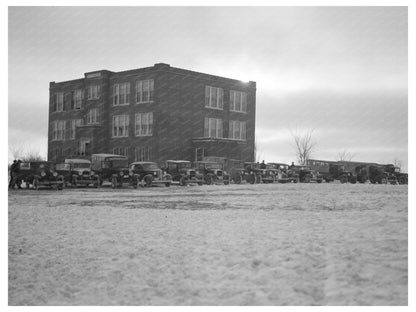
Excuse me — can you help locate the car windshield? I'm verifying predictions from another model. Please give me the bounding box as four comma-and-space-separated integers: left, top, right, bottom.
56, 164, 71, 171
73, 163, 90, 169
205, 163, 220, 169
142, 163, 160, 171
178, 162, 191, 169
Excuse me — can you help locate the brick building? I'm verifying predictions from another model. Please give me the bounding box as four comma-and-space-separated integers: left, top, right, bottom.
48, 63, 256, 164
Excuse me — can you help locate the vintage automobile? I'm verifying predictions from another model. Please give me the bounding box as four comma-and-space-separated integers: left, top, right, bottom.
130, 162, 172, 187
320, 164, 356, 184
225, 159, 245, 184
259, 165, 279, 183
18, 161, 64, 189
163, 160, 204, 186
243, 162, 262, 184
290, 165, 324, 183
91, 154, 135, 188
267, 163, 297, 183
56, 159, 100, 188
193, 161, 230, 185
19, 161, 64, 190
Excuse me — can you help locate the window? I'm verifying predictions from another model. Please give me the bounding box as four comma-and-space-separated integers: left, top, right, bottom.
112, 83, 130, 105
69, 119, 83, 140
230, 90, 247, 113
204, 118, 223, 138
87, 85, 100, 100
86, 108, 100, 125
113, 115, 129, 137
52, 120, 66, 141
134, 146, 152, 161
135, 112, 153, 136
73, 89, 84, 110
113, 147, 129, 157
205, 86, 223, 109
136, 79, 154, 103
53, 92, 64, 112
229, 120, 246, 140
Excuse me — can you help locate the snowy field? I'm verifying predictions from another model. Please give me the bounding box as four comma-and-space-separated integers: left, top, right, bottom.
8, 183, 408, 306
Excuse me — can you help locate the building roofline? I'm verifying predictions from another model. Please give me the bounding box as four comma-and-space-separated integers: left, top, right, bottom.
50, 63, 256, 88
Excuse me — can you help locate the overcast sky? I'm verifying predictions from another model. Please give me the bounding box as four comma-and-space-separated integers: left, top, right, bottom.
8, 6, 408, 170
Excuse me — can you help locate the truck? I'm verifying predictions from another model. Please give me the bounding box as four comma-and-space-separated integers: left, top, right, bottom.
56, 159, 100, 188
91, 154, 136, 188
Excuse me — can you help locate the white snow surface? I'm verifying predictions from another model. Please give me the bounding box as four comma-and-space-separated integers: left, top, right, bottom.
8, 183, 408, 305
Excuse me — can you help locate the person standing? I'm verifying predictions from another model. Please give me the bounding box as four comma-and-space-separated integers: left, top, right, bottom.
8, 160, 17, 189
10, 160, 22, 189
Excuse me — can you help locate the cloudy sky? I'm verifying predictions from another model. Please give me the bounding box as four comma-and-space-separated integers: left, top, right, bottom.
8, 6, 408, 170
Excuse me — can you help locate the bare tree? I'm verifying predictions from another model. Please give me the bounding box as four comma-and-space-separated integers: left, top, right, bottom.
8, 144, 24, 160
336, 149, 355, 162
21, 151, 44, 162
291, 129, 316, 165
8, 144, 44, 162
393, 158, 402, 169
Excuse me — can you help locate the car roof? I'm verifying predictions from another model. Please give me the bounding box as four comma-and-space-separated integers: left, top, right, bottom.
166, 160, 191, 163
92, 153, 127, 159
268, 162, 289, 166
195, 161, 218, 164
130, 162, 158, 165
65, 159, 91, 164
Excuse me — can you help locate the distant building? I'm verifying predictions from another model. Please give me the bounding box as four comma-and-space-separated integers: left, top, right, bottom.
48, 63, 256, 164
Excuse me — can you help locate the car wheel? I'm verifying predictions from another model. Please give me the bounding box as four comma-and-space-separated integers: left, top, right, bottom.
111, 177, 117, 189
144, 175, 153, 187
256, 175, 262, 184
380, 177, 388, 184
205, 175, 213, 185
72, 177, 78, 188
235, 175, 242, 184
33, 179, 39, 190
339, 175, 347, 184
179, 176, 187, 186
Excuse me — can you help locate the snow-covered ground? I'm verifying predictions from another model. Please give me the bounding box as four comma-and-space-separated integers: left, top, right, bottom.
8, 183, 408, 305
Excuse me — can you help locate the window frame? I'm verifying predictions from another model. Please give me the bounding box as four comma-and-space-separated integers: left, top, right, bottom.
112, 82, 131, 106
87, 85, 101, 100
230, 90, 247, 113
112, 114, 130, 138
204, 117, 223, 138
205, 86, 224, 110
135, 79, 154, 104
135, 112, 153, 137
228, 120, 247, 140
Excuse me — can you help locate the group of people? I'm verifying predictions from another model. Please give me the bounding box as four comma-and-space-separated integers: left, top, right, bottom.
8, 159, 22, 189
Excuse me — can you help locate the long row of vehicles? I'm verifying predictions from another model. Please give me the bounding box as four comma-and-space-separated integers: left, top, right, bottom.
14, 154, 408, 190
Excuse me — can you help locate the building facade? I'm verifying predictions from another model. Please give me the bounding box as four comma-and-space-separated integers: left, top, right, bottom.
48, 63, 256, 164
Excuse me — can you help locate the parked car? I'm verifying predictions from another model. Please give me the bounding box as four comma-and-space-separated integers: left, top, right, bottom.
259, 165, 278, 183
193, 161, 230, 185
18, 161, 64, 189
163, 160, 204, 186
23, 161, 64, 190
56, 159, 100, 188
243, 162, 262, 184
267, 163, 297, 183
290, 165, 323, 183
226, 159, 245, 184
130, 162, 172, 187
91, 154, 136, 188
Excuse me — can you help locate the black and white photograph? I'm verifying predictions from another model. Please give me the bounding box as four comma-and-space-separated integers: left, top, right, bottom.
5, 1, 411, 307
